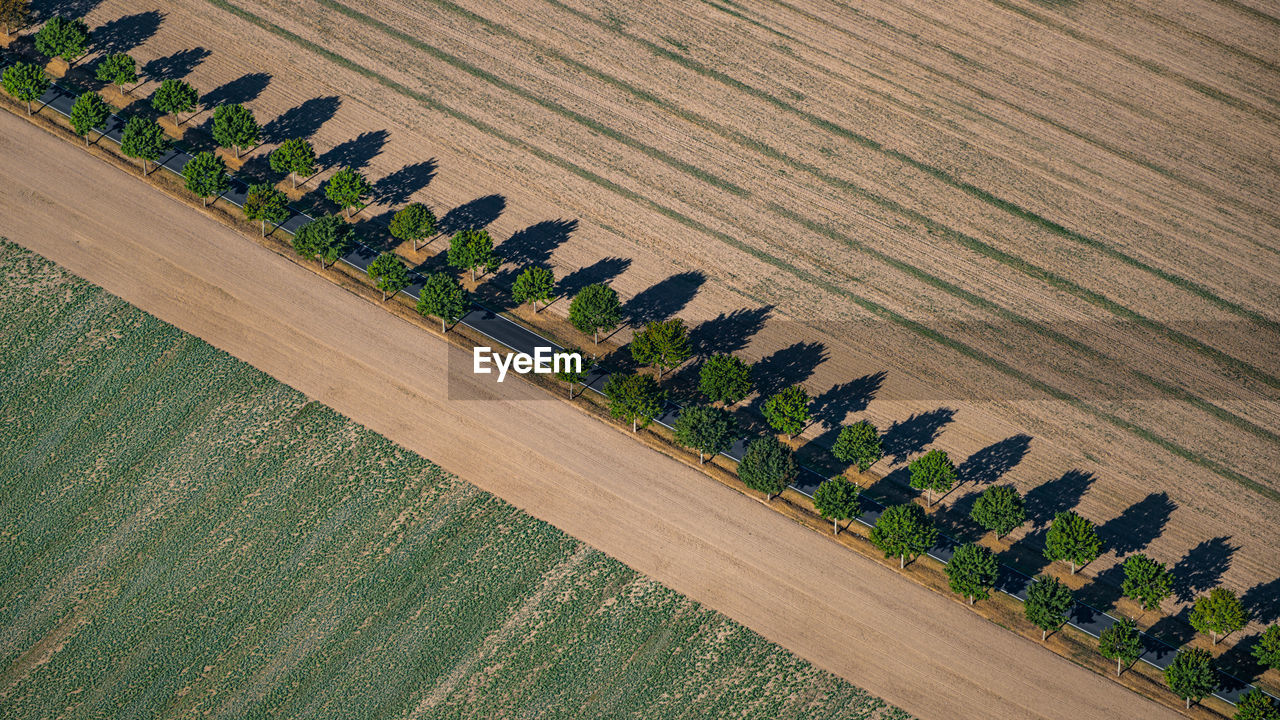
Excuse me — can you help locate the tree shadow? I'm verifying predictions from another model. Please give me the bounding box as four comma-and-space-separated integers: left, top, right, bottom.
1148, 606, 1197, 649
1023, 469, 1096, 528
32, 0, 105, 22
1217, 633, 1264, 685
375, 160, 437, 206
93, 10, 163, 56
501, 219, 577, 268
263, 96, 342, 142
203, 72, 272, 108
438, 194, 506, 235
1173, 536, 1239, 603
811, 371, 886, 429
1001, 527, 1051, 578
1075, 562, 1127, 613
1096, 492, 1177, 558
751, 341, 828, 402
1242, 576, 1280, 625
624, 271, 706, 325
557, 257, 630, 298
142, 47, 210, 82
688, 306, 772, 357
957, 434, 1031, 486
881, 407, 955, 465
349, 209, 397, 253
320, 130, 389, 172
236, 153, 276, 184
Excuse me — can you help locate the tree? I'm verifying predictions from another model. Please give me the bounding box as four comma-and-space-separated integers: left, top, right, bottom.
1098, 617, 1143, 676
1254, 625, 1280, 671
325, 166, 372, 218
603, 372, 664, 433
243, 183, 289, 236
737, 436, 796, 501
389, 202, 437, 251
151, 78, 198, 126
1189, 587, 1247, 645
119, 116, 170, 174
631, 318, 691, 380
698, 353, 752, 406
1121, 553, 1173, 612
1235, 688, 1280, 720
512, 265, 554, 312
1043, 511, 1101, 574
2, 61, 49, 114
813, 476, 861, 535
870, 503, 937, 569
0, 0, 29, 35
969, 484, 1025, 539
1164, 648, 1216, 709
94, 53, 137, 98
673, 404, 736, 464
270, 138, 317, 188
367, 252, 410, 302
946, 543, 999, 605
181, 151, 229, 207
34, 15, 89, 64
908, 449, 956, 506
416, 272, 467, 332
69, 91, 109, 146
447, 228, 499, 282
1024, 575, 1073, 641
211, 103, 260, 158
762, 385, 811, 440
831, 420, 882, 473
553, 346, 588, 400
569, 283, 621, 345
291, 215, 352, 270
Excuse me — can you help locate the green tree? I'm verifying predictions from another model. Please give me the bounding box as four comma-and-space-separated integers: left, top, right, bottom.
151, 78, 198, 126
269, 138, 317, 188
95, 53, 137, 99
1254, 625, 1280, 671
673, 404, 736, 464
969, 484, 1025, 539
870, 503, 937, 569
181, 151, 229, 206
603, 372, 664, 433
1235, 688, 1280, 720
1121, 553, 1173, 611
1024, 575, 1073, 641
416, 272, 468, 332
631, 318, 691, 380
291, 215, 352, 270
389, 202, 437, 251
553, 346, 588, 400
762, 385, 811, 440
242, 183, 289, 236
119, 116, 170, 174
831, 420, 882, 473
1098, 617, 1143, 676
34, 15, 89, 63
698, 353, 752, 406
2, 61, 49, 114
512, 265, 554, 312
447, 228, 499, 282
813, 476, 861, 535
945, 543, 999, 605
569, 282, 621, 345
68, 91, 109, 146
211, 103, 260, 158
367, 252, 410, 302
908, 449, 956, 506
1043, 511, 1101, 574
1164, 648, 1216, 709
325, 166, 372, 218
0, 0, 30, 35
1189, 587, 1247, 645
737, 436, 796, 501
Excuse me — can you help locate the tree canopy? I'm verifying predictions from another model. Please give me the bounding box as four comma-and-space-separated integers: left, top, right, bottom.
568, 283, 621, 345
1024, 575, 1073, 641
2, 61, 49, 114
269, 138, 317, 188
1189, 587, 1247, 645
1098, 617, 1143, 677
908, 449, 956, 506
447, 228, 499, 282
95, 53, 137, 93
367, 252, 410, 302
1164, 648, 1216, 709
151, 79, 198, 125
180, 151, 229, 206
631, 318, 691, 379
119, 116, 170, 173
292, 215, 352, 269
389, 202, 437, 250
553, 346, 588, 399
416, 272, 468, 332
1043, 510, 1102, 574
698, 353, 752, 406
1234, 689, 1280, 720
1121, 553, 1173, 611
211, 103, 260, 158
34, 15, 89, 62
813, 476, 861, 535
69, 91, 109, 145
737, 437, 797, 501
762, 385, 811, 439
603, 372, 664, 433
243, 184, 290, 237
325, 166, 372, 218
512, 265, 554, 312
945, 543, 999, 604
831, 420, 882, 473
0, 0, 30, 35
969, 484, 1025, 539
1254, 625, 1280, 671
673, 404, 736, 464
870, 503, 937, 568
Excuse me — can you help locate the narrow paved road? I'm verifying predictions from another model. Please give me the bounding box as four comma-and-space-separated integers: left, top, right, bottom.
0, 110, 1183, 720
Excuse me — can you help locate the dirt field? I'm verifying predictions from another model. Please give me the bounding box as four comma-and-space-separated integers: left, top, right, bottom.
51, 0, 1280, 624
0, 108, 1186, 719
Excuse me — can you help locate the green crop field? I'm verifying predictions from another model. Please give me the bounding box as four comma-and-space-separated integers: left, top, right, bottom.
0, 240, 908, 720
